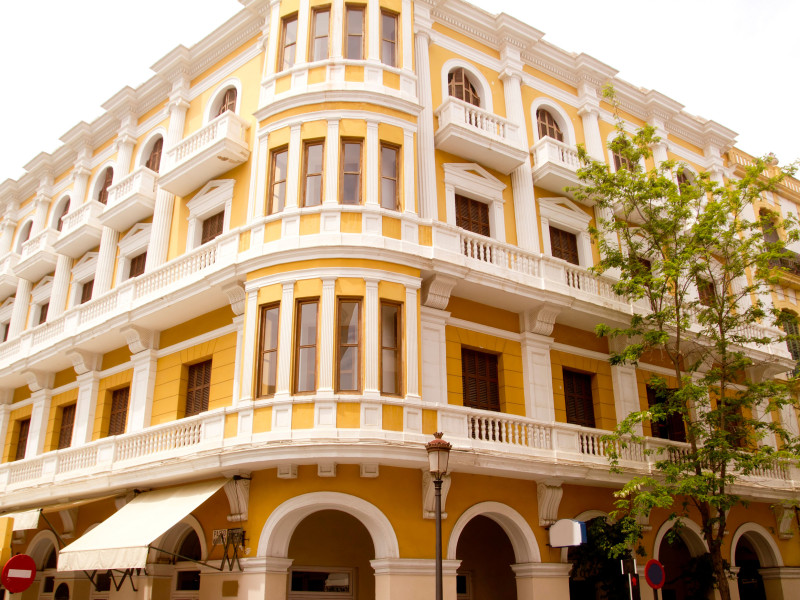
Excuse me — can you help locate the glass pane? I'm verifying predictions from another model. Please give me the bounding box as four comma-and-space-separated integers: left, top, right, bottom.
275, 150, 288, 179
261, 352, 277, 395
282, 45, 296, 70
382, 13, 396, 41
264, 307, 279, 348
382, 348, 397, 394
299, 303, 318, 345
347, 9, 363, 35
381, 179, 396, 210
313, 38, 328, 62
284, 19, 298, 45
382, 41, 395, 66
271, 181, 286, 212
381, 305, 397, 346
347, 36, 362, 60
343, 143, 361, 171
339, 346, 357, 390
381, 147, 397, 177
339, 302, 359, 344
307, 144, 323, 172
297, 347, 316, 392
342, 173, 359, 204
305, 174, 322, 206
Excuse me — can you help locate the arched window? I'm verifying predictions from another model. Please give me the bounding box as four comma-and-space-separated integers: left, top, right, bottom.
54, 582, 70, 600
536, 109, 564, 142
448, 68, 480, 107
216, 88, 237, 118
676, 167, 692, 187
178, 530, 202, 561
145, 137, 163, 173
97, 167, 114, 205
55, 198, 70, 232
16, 221, 32, 254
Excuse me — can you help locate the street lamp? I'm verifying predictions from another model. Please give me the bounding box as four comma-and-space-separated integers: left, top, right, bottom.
426, 432, 452, 600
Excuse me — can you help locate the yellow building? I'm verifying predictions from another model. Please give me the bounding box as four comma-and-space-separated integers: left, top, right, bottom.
0, 1, 797, 599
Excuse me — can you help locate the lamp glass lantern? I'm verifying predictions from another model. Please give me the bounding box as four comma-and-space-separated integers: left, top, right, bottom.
426, 432, 452, 480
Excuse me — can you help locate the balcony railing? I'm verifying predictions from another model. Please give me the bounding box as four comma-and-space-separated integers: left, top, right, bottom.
14, 229, 60, 281
531, 137, 583, 199
52, 201, 105, 259
0, 252, 19, 297
101, 167, 158, 232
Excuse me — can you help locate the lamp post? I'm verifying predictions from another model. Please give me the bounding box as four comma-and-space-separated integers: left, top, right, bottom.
426, 432, 452, 600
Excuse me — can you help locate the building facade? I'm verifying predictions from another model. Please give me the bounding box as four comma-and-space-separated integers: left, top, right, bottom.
0, 1, 798, 599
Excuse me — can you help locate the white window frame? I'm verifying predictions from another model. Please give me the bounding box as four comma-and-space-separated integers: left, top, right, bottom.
91, 162, 117, 202
29, 276, 54, 328
185, 180, 234, 251
440, 59, 492, 112
443, 163, 506, 242
530, 98, 575, 145
70, 252, 99, 307
117, 223, 152, 284
539, 197, 593, 268
50, 195, 72, 231
204, 80, 242, 124
15, 219, 33, 254
136, 129, 167, 170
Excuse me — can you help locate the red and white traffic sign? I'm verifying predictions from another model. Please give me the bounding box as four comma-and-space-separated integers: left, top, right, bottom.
2, 554, 37, 593
644, 559, 666, 590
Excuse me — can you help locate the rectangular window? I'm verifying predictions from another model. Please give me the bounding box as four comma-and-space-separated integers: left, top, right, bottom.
310, 8, 330, 62
646, 385, 685, 443
345, 6, 364, 59
697, 278, 716, 307
1, 323, 8, 343
80, 279, 94, 304
280, 15, 299, 70
613, 151, 634, 172
58, 404, 76, 450
303, 142, 324, 207
380, 303, 401, 395
128, 252, 147, 279
563, 370, 595, 428
108, 386, 130, 437
295, 300, 319, 393
549, 226, 579, 265
290, 568, 353, 595
186, 360, 212, 417
340, 141, 362, 205
201, 211, 224, 244
258, 304, 280, 397
380, 10, 397, 67
337, 300, 361, 392
269, 147, 289, 214
455, 195, 489, 237
37, 302, 49, 325
380, 145, 399, 210
461, 348, 500, 412
14, 419, 30, 461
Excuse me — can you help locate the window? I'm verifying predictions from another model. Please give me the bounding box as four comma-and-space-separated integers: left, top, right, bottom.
340, 141, 362, 205
380, 145, 398, 210
536, 109, 564, 142
461, 348, 499, 412
696, 278, 716, 307
646, 386, 685, 442
380, 10, 397, 67
58, 404, 76, 450
337, 300, 361, 392
55, 198, 70, 232
16, 221, 32, 254
303, 142, 324, 207
676, 167, 690, 187
37, 302, 49, 325
1, 322, 9, 343
612, 150, 634, 172
448, 68, 480, 106
295, 300, 319, 393
290, 569, 353, 596
280, 15, 299, 70
310, 8, 330, 62
345, 6, 364, 59
258, 304, 280, 397
215, 88, 237, 118
455, 195, 489, 237
779, 311, 800, 373
201, 211, 224, 244
54, 582, 70, 600
108, 387, 129, 436
563, 370, 595, 428
80, 279, 94, 304
97, 167, 114, 205
178, 531, 202, 561
176, 571, 201, 592
185, 360, 212, 417
269, 148, 289, 214
14, 419, 29, 461
128, 252, 147, 279
145, 137, 163, 172
549, 226, 579, 265
380, 303, 401, 395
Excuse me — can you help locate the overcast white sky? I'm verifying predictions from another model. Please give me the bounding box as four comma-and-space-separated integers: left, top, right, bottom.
1, 0, 797, 184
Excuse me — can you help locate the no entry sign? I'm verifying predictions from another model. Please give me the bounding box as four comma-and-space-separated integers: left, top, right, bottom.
2, 554, 37, 593
644, 559, 666, 590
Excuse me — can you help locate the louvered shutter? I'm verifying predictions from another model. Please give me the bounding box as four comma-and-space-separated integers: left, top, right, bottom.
15, 419, 29, 461
58, 404, 76, 449
461, 348, 500, 412
549, 226, 579, 265
564, 370, 594, 428
108, 387, 129, 436
186, 360, 212, 417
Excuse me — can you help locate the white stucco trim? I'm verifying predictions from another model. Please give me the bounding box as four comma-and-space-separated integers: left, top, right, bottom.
530, 97, 576, 146
652, 517, 708, 560
730, 522, 783, 568
440, 58, 493, 113
204, 78, 243, 124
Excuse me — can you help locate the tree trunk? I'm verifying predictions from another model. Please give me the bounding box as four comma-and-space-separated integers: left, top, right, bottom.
711, 545, 731, 600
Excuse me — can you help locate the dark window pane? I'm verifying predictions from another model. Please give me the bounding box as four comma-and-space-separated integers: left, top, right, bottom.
564, 370, 595, 428
461, 349, 500, 412
58, 404, 76, 449
14, 419, 29, 461
129, 252, 147, 278
108, 387, 129, 436
259, 305, 280, 396
549, 226, 579, 265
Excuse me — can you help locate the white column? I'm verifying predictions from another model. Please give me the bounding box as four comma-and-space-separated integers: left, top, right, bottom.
27, 389, 53, 456
403, 129, 415, 214
405, 285, 420, 399
32, 197, 51, 235
94, 227, 120, 295
367, 0, 380, 61
324, 120, 340, 205
318, 278, 336, 394
239, 292, 260, 403
365, 120, 380, 206
512, 563, 572, 600
8, 278, 32, 338
0, 221, 15, 254
251, 130, 271, 220
295, 0, 310, 65
364, 279, 380, 396
264, 0, 283, 79
330, 0, 344, 59
372, 558, 460, 600
414, 28, 436, 219
420, 307, 448, 404
49, 254, 73, 318
116, 137, 136, 179
401, 0, 412, 70
520, 333, 555, 421
231, 314, 244, 405
275, 282, 296, 396
285, 125, 303, 210
71, 166, 91, 207
128, 350, 158, 432
578, 104, 604, 161
650, 126, 669, 167
72, 371, 100, 445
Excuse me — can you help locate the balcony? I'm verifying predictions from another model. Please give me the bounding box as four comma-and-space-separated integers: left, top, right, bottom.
100, 166, 158, 232
14, 229, 60, 281
158, 111, 250, 197
434, 98, 528, 175
52, 201, 105, 258
0, 253, 19, 297
531, 137, 583, 199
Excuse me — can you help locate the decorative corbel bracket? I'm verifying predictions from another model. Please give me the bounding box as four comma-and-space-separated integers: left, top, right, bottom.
59, 509, 78, 539
222, 283, 246, 317
120, 325, 159, 354
522, 305, 561, 337
773, 504, 796, 540
224, 475, 251, 523
422, 469, 451, 520
421, 275, 458, 311
67, 350, 102, 375
537, 481, 563, 527
22, 370, 54, 393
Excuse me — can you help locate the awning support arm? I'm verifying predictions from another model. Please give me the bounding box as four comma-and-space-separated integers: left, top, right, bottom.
82, 568, 142, 592
39, 512, 66, 549
148, 546, 225, 572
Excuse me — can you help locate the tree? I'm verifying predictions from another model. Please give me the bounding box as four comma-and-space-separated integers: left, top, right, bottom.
574, 88, 800, 600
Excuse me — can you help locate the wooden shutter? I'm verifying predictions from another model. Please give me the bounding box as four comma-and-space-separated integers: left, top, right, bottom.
15, 419, 30, 461
563, 370, 595, 428
218, 88, 237, 116
37, 303, 49, 325
461, 348, 500, 412
186, 360, 212, 417
455, 195, 490, 237
97, 168, 114, 205
58, 404, 76, 449
536, 109, 564, 142
646, 386, 685, 442
201, 212, 224, 244
108, 387, 129, 436
129, 253, 147, 278
80, 279, 94, 304
447, 68, 480, 106
697, 278, 716, 307
56, 199, 70, 232
549, 226, 579, 265
146, 138, 163, 172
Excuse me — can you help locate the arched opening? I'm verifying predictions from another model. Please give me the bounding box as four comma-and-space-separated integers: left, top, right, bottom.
178, 529, 202, 561
736, 537, 767, 600
16, 220, 32, 254
213, 87, 237, 119
657, 529, 714, 600
54, 197, 71, 232
287, 509, 375, 600
54, 582, 70, 600
536, 108, 564, 142
96, 167, 114, 205
456, 515, 516, 600
448, 67, 480, 107
145, 136, 163, 173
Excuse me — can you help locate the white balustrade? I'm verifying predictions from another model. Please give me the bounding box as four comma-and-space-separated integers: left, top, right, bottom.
20, 229, 59, 259
60, 201, 104, 234
115, 418, 204, 462
435, 97, 519, 145
106, 166, 158, 209
134, 240, 219, 299
531, 137, 581, 172
459, 230, 540, 277
166, 111, 249, 166
0, 253, 19, 275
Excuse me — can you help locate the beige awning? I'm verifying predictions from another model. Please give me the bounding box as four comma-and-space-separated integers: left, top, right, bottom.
0, 509, 42, 531
58, 479, 226, 572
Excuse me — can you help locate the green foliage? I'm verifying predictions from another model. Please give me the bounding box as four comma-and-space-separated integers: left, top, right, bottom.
577, 88, 800, 600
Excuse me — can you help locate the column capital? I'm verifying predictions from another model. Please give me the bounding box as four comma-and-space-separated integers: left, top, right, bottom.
499, 67, 523, 85
577, 102, 600, 119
